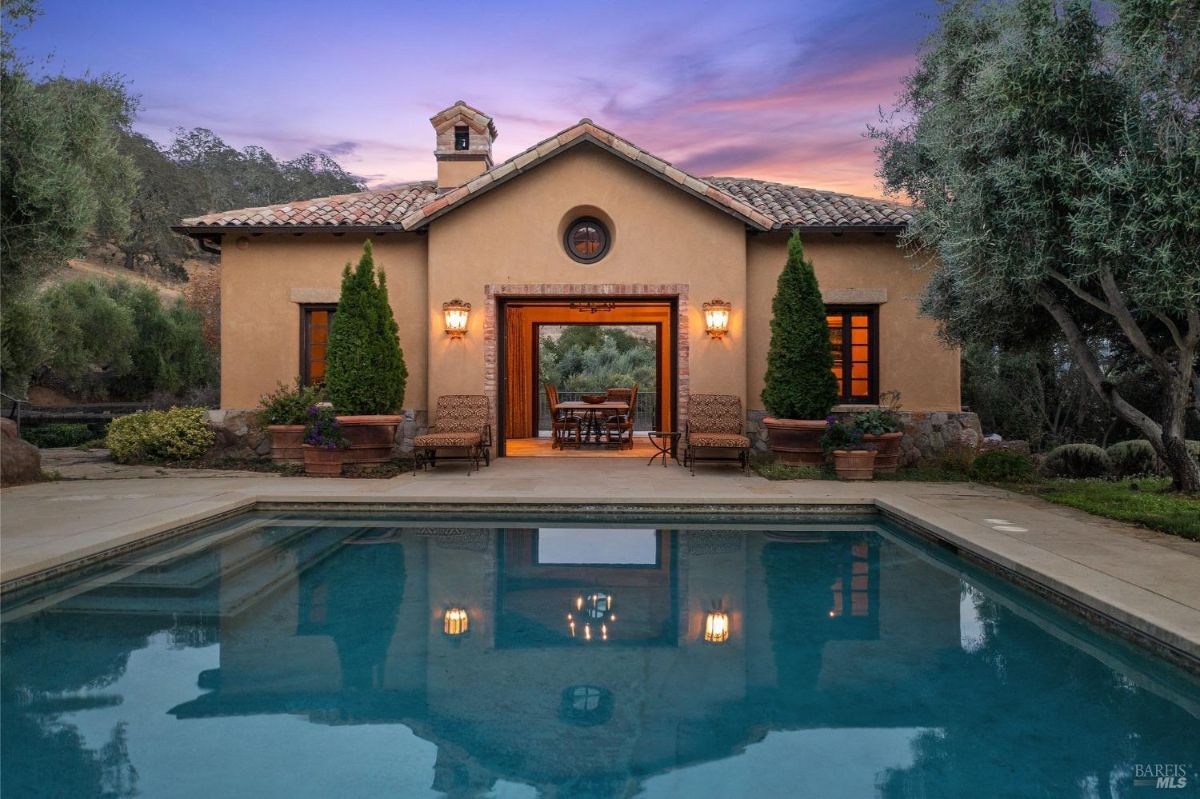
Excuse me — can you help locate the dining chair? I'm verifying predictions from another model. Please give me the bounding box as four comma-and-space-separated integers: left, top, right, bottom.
604, 384, 638, 449
545, 383, 581, 449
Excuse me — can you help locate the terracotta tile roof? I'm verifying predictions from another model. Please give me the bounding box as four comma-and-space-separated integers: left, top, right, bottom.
174, 133, 912, 233
708, 177, 912, 229
175, 181, 436, 230
398, 119, 777, 232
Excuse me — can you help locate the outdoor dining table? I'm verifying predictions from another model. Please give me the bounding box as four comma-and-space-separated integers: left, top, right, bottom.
555, 400, 630, 444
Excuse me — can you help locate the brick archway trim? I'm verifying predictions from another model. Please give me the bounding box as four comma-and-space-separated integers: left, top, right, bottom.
484, 283, 690, 450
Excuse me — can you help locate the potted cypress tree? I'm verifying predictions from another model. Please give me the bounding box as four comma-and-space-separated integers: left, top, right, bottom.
324, 241, 408, 463
761, 232, 839, 465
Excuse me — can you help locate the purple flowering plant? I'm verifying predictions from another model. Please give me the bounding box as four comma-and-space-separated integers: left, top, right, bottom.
303, 405, 348, 450
821, 416, 872, 452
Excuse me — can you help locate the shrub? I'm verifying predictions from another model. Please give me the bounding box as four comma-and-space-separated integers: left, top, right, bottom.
36, 279, 137, 398
104, 281, 217, 399
855, 408, 902, 436
258, 379, 325, 426
761, 232, 838, 420
1106, 440, 1160, 477
324, 241, 407, 415
969, 450, 1034, 482
30, 278, 216, 400
1042, 443, 1111, 479
933, 443, 978, 472
106, 406, 214, 463
21, 423, 97, 449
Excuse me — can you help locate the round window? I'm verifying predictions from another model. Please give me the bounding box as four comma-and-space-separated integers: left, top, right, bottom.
564, 218, 609, 263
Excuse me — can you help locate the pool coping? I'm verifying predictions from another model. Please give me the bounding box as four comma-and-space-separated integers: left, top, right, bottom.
2, 493, 1197, 674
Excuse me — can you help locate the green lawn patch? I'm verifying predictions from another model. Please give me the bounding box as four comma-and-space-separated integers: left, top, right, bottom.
751, 459, 971, 482
1023, 478, 1200, 541
875, 465, 971, 482
751, 460, 828, 481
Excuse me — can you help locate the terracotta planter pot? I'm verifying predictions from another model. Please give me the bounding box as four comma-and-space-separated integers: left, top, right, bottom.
762, 417, 827, 465
862, 431, 903, 473
303, 444, 345, 477
833, 449, 876, 481
266, 424, 305, 464
335, 415, 403, 464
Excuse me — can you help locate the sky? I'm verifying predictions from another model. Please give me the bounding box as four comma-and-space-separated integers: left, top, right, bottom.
13, 0, 937, 199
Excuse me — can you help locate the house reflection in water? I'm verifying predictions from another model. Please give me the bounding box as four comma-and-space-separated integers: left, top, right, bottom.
167, 522, 960, 795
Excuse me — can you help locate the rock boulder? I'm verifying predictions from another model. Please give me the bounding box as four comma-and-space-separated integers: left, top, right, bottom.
1, 418, 42, 486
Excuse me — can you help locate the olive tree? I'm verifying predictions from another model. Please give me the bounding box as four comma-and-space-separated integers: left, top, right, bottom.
872, 0, 1200, 491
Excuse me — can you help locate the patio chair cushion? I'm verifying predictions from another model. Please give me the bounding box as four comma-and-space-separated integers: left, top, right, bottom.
688, 432, 750, 449
413, 431, 482, 448
431, 394, 489, 435
688, 394, 744, 434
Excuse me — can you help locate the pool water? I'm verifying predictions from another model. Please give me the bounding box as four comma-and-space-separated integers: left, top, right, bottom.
2, 512, 1198, 798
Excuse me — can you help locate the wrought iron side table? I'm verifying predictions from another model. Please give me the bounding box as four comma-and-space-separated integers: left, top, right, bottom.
646, 431, 681, 467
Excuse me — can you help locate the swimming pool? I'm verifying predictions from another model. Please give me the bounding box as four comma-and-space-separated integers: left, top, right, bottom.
2, 511, 1198, 798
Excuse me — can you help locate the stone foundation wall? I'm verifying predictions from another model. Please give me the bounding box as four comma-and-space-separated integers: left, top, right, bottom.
207, 409, 429, 460
747, 409, 982, 466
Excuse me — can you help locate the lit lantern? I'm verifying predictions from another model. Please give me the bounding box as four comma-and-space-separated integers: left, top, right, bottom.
703, 299, 731, 339
704, 609, 730, 643
443, 299, 471, 338
443, 607, 469, 636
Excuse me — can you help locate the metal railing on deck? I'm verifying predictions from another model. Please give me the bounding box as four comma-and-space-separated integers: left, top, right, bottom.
1, 391, 27, 431
537, 390, 658, 433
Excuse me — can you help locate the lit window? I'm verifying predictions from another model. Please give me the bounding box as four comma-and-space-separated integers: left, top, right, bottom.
826, 307, 877, 404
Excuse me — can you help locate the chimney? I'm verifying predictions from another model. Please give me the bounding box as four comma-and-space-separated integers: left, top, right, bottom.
430, 100, 497, 190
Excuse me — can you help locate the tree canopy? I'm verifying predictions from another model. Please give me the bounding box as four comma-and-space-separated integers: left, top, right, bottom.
539, 326, 657, 393
0, 0, 362, 399
872, 0, 1200, 490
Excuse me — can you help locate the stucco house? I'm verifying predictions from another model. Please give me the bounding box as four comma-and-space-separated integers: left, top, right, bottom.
175, 101, 972, 458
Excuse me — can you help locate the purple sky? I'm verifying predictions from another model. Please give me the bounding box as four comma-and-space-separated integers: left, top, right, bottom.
15, 0, 935, 199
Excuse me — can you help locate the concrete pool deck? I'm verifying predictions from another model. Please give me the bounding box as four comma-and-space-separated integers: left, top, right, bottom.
2, 456, 1199, 667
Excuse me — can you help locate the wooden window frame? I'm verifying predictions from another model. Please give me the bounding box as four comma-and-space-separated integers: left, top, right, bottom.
300, 304, 337, 386
826, 305, 879, 405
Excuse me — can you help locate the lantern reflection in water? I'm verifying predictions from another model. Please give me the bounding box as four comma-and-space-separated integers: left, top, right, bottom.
704, 610, 730, 644
443, 608, 469, 636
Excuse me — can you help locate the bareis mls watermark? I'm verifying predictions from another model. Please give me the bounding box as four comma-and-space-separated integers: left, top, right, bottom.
1132, 763, 1194, 791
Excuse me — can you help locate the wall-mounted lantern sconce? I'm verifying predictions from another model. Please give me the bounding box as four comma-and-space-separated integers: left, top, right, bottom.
704, 606, 730, 644
443, 607, 469, 636
703, 300, 731, 339
443, 300, 471, 338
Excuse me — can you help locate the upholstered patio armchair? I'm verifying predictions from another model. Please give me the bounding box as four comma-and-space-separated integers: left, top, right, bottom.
413, 395, 492, 474
683, 393, 750, 474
